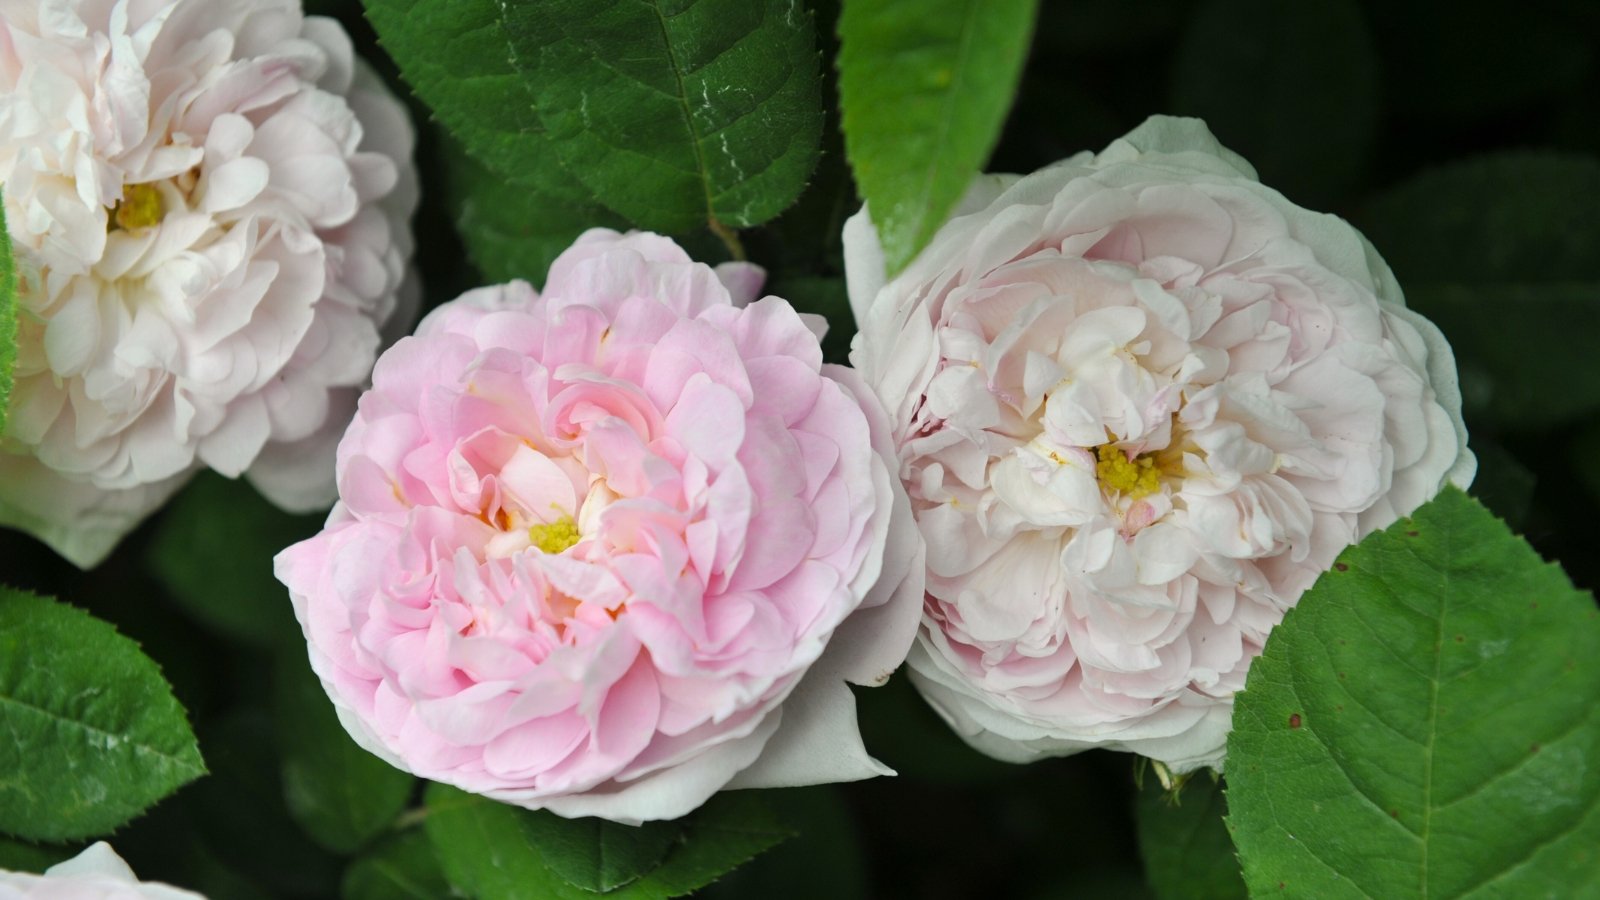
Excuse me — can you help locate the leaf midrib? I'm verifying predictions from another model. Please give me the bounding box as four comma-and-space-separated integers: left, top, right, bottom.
0, 691, 199, 771
645, 0, 721, 229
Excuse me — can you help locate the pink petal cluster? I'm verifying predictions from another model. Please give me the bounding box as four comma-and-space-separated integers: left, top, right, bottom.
0, 843, 204, 899
846, 117, 1475, 771
276, 231, 922, 822
0, 0, 417, 566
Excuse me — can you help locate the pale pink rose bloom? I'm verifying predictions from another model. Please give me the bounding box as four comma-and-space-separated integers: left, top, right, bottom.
0, 0, 418, 567
0, 842, 205, 899
846, 116, 1475, 772
276, 230, 923, 823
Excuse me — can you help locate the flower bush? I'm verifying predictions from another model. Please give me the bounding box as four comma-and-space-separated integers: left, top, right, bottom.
275, 230, 922, 822
0, 0, 416, 566
846, 116, 1475, 771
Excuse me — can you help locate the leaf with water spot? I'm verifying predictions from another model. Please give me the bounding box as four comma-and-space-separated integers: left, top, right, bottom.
1226, 488, 1600, 897
0, 589, 205, 842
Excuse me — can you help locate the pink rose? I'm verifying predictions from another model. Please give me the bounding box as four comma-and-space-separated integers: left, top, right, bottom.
276, 230, 922, 822
846, 117, 1475, 772
0, 0, 418, 566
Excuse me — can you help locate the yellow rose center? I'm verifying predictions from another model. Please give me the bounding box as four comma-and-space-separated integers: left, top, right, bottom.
528, 515, 582, 554
113, 183, 164, 231
1095, 444, 1163, 499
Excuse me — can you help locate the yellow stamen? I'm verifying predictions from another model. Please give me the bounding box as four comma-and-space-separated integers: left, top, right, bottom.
528, 515, 581, 554
113, 183, 164, 231
1095, 444, 1161, 499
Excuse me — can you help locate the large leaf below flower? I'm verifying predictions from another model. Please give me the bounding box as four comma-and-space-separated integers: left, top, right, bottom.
837, 0, 1038, 275
424, 783, 791, 899
1136, 777, 1246, 900
1226, 488, 1600, 897
1358, 153, 1600, 429
0, 190, 17, 436
0, 589, 205, 841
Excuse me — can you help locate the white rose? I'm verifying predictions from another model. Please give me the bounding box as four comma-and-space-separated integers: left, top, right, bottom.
0, 842, 205, 899
846, 116, 1475, 772
0, 0, 419, 566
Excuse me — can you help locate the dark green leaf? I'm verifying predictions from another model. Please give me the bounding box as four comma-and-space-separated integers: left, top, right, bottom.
1135, 776, 1246, 900
0, 589, 205, 842
699, 787, 868, 900
624, 792, 792, 898
1358, 154, 1600, 429
1226, 488, 1600, 897
342, 829, 453, 900
530, 0, 825, 234
276, 652, 414, 855
442, 142, 627, 286
146, 472, 321, 648
0, 837, 73, 873
425, 783, 791, 900
423, 783, 588, 900
838, 0, 1038, 273
1170, 0, 1377, 206
1406, 283, 1600, 429
1361, 153, 1600, 286
0, 189, 16, 435
521, 814, 679, 893
363, 0, 590, 203
187, 711, 343, 896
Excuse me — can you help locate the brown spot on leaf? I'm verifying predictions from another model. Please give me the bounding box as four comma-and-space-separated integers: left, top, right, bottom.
1454, 634, 1466, 643
1406, 530, 1419, 537
1530, 743, 1541, 754
1389, 809, 1399, 818
1334, 562, 1349, 572
1289, 713, 1302, 729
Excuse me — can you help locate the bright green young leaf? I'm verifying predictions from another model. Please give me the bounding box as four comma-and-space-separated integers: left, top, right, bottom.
1358, 153, 1600, 429
276, 652, 414, 855
147, 472, 320, 648
0, 190, 16, 436
1226, 488, 1600, 898
1135, 777, 1246, 900
1169, 0, 1377, 206
425, 783, 790, 900
0, 589, 205, 842
341, 829, 452, 900
443, 142, 627, 286
362, 0, 590, 204
530, 0, 825, 235
838, 0, 1038, 274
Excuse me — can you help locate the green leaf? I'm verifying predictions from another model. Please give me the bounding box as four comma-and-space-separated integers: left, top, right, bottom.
623, 792, 792, 898
1358, 154, 1600, 430
838, 0, 1038, 274
276, 651, 414, 855
0, 589, 205, 842
1226, 488, 1600, 898
1135, 776, 1246, 900
530, 0, 825, 234
442, 141, 627, 286
342, 829, 453, 900
425, 784, 791, 900
0, 837, 73, 873
520, 814, 679, 893
1169, 0, 1377, 206
1361, 154, 1600, 286
0, 189, 17, 436
362, 0, 590, 204
699, 787, 868, 900
146, 472, 321, 648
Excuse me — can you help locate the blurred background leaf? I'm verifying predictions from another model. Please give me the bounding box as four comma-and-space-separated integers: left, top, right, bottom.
341, 829, 453, 900
274, 650, 415, 855
1135, 776, 1246, 900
